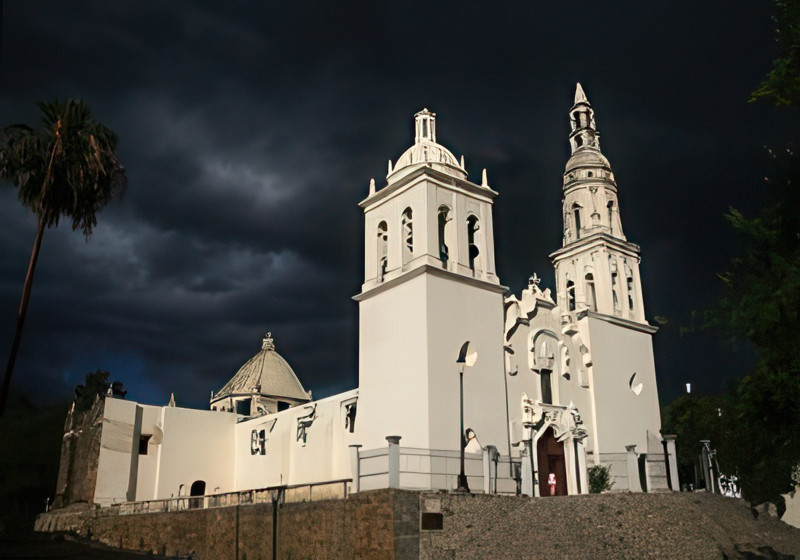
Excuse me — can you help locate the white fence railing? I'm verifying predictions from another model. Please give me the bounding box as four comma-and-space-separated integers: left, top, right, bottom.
114, 478, 351, 516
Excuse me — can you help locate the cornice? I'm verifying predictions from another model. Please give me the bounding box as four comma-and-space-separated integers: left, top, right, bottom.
353, 263, 508, 302
549, 232, 641, 261
359, 165, 498, 209
578, 309, 658, 334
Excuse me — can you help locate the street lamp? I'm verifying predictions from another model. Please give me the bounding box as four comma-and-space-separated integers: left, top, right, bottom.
456, 341, 478, 492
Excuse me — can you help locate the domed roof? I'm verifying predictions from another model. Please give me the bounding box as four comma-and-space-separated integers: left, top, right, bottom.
565, 148, 610, 173
212, 333, 311, 403
394, 140, 462, 171
389, 109, 468, 181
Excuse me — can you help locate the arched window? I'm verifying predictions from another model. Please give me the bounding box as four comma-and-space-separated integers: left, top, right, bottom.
607, 201, 615, 234
625, 262, 635, 311
401, 208, 413, 265
467, 215, 480, 272
566, 280, 576, 311
575, 135, 583, 148
572, 204, 582, 239
377, 221, 388, 281
585, 273, 596, 311
609, 257, 620, 311
438, 206, 452, 268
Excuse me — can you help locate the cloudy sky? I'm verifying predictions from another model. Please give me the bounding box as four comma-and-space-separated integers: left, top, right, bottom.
1, 2, 798, 409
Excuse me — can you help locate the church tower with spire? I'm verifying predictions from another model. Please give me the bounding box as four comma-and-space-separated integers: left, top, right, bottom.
551, 83, 646, 323
353, 109, 510, 458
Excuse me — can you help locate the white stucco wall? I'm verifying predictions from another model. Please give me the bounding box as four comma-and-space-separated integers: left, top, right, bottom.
95, 398, 138, 506
586, 315, 662, 455
133, 404, 163, 500
357, 273, 432, 451
234, 390, 358, 490
425, 273, 508, 454
151, 406, 237, 499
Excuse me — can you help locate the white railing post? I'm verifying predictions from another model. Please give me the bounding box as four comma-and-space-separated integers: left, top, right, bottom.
349, 444, 362, 493
626, 445, 642, 492
386, 436, 401, 489
663, 435, 680, 491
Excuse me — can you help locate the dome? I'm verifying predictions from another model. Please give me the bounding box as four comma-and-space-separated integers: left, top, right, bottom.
212, 333, 310, 404
394, 140, 462, 171
564, 148, 611, 174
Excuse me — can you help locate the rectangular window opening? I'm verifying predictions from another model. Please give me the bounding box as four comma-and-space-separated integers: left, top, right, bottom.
139, 434, 152, 455
421, 512, 443, 531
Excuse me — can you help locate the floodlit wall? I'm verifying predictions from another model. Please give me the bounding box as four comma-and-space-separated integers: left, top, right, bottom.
586, 315, 661, 455
151, 406, 236, 499
95, 398, 138, 505
425, 273, 507, 453
234, 390, 358, 489
133, 405, 162, 501
357, 273, 432, 451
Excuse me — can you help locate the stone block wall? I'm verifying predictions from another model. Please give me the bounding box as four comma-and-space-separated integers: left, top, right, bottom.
36, 488, 420, 560
52, 398, 104, 508
36, 490, 800, 559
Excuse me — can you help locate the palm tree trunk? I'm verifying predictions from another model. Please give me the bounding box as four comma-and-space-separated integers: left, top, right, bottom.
0, 217, 46, 417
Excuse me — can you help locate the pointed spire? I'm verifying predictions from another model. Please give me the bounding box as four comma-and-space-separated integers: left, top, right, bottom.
388, 160, 393, 175
481, 168, 488, 187
369, 178, 376, 196
168, 393, 176, 407
574, 82, 588, 105
460, 155, 465, 168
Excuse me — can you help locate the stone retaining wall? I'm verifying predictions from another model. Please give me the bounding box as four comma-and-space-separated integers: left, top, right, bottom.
36, 491, 800, 559
36, 489, 420, 559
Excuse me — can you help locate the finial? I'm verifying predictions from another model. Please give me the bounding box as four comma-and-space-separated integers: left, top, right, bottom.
388, 160, 393, 175
369, 178, 375, 195
574, 82, 588, 105
168, 393, 176, 407
460, 155, 465, 168
262, 332, 275, 351
481, 168, 488, 187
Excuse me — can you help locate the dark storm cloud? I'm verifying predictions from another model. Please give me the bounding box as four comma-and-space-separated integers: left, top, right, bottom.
1, 1, 798, 408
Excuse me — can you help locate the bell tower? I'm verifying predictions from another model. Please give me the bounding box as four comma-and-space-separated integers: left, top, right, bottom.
354, 109, 509, 460
552, 83, 646, 323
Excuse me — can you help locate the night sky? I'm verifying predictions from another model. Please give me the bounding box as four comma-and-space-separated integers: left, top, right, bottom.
1, 2, 798, 410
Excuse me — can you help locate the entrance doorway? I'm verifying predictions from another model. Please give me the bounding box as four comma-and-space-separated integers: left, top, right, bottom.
537, 427, 567, 497
189, 480, 206, 509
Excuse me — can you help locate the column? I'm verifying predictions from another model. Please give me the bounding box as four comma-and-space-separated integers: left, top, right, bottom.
663, 435, 680, 491
386, 436, 401, 489
349, 444, 362, 493
626, 444, 642, 492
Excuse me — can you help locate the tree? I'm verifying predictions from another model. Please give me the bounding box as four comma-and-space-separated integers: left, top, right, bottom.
750, 0, 800, 106
0, 100, 126, 417
686, 147, 800, 504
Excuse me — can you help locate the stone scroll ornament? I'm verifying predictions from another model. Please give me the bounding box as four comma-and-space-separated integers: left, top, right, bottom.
296, 404, 317, 446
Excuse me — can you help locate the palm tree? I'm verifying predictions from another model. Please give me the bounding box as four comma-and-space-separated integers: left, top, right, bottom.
0, 100, 127, 417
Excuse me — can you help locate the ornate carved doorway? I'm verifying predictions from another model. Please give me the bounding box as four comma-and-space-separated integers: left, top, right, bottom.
537, 427, 567, 496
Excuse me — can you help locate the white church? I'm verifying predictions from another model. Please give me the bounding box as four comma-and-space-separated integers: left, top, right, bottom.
57, 84, 680, 507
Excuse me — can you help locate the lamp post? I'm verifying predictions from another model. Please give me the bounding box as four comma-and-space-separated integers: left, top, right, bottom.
456, 341, 477, 493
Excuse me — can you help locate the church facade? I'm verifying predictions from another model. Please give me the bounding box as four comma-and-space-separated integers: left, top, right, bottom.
53, 84, 679, 509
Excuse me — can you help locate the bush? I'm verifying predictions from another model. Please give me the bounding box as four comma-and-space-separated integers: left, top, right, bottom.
588, 464, 614, 493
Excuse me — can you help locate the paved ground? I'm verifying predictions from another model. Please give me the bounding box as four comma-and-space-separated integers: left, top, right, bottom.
0, 533, 171, 559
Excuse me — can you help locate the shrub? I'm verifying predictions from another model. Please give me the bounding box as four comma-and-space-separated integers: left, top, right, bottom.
589, 464, 614, 493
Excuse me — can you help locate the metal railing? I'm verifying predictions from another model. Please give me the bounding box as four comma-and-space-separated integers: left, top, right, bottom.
114, 478, 352, 516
